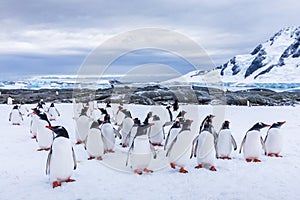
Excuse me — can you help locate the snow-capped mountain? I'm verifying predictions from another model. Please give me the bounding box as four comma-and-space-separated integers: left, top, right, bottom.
172, 26, 300, 90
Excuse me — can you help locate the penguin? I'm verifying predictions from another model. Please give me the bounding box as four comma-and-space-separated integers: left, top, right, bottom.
36, 112, 54, 151
85, 121, 104, 160
199, 114, 218, 147
100, 114, 116, 153
127, 122, 156, 175
216, 121, 237, 159
239, 122, 270, 162
125, 118, 140, 149
114, 105, 125, 126
9, 105, 23, 125
105, 102, 114, 122
45, 126, 77, 188
264, 121, 286, 157
149, 115, 164, 146
166, 119, 194, 173
29, 108, 41, 139
47, 103, 60, 121
119, 109, 134, 147
191, 122, 217, 171
75, 107, 92, 144
164, 121, 181, 151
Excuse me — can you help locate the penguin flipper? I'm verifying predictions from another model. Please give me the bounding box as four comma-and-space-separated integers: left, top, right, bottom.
164, 131, 171, 150
264, 133, 268, 143
113, 128, 122, 139
190, 135, 199, 158
45, 149, 52, 175
239, 134, 247, 154
166, 137, 177, 157
231, 135, 237, 151
260, 136, 266, 153
72, 147, 77, 170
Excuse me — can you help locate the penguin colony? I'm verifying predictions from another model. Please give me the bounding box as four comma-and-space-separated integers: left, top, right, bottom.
8, 100, 286, 188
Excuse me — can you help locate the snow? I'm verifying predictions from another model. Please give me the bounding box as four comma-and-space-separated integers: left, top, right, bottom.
1, 103, 300, 199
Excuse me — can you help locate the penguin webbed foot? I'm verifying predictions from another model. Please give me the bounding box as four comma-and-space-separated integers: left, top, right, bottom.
179, 167, 188, 173
52, 181, 62, 188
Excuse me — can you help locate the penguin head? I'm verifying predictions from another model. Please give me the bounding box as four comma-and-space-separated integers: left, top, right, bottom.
171, 121, 181, 129
202, 121, 211, 132
270, 121, 286, 129
32, 108, 41, 115
50, 103, 54, 107
152, 115, 160, 121
13, 105, 19, 110
249, 122, 270, 132
133, 118, 141, 125
182, 119, 193, 131
80, 107, 88, 116
90, 121, 101, 129
38, 112, 51, 126
221, 120, 230, 129
46, 126, 69, 138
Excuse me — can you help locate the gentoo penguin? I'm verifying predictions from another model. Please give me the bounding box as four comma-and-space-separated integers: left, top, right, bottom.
164, 121, 181, 151
105, 101, 114, 122
191, 122, 217, 171
85, 121, 104, 160
166, 119, 194, 173
149, 115, 164, 146
114, 105, 125, 126
36, 112, 53, 151
75, 107, 92, 144
119, 110, 134, 147
216, 121, 237, 159
239, 122, 270, 162
9, 105, 23, 125
127, 122, 156, 175
199, 114, 218, 146
264, 121, 286, 157
29, 108, 41, 139
100, 114, 116, 153
45, 126, 77, 188
47, 103, 60, 121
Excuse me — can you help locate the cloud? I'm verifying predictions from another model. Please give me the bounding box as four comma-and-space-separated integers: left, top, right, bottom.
0, 0, 299, 77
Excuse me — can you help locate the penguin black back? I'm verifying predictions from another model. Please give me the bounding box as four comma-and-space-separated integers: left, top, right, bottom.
248, 122, 270, 132
38, 112, 51, 126
47, 126, 69, 139
269, 121, 286, 129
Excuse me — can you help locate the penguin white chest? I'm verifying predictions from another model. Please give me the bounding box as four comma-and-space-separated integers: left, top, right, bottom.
168, 130, 193, 167
265, 128, 283, 154
149, 120, 163, 144
130, 135, 152, 170
11, 109, 22, 124
49, 138, 74, 181
217, 129, 232, 157
165, 128, 180, 150
101, 123, 115, 150
37, 120, 53, 148
75, 116, 90, 141
243, 131, 262, 158
86, 128, 104, 157
196, 131, 216, 165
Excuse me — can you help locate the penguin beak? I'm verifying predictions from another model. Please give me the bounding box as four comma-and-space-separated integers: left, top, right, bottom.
46, 126, 52, 130
190, 120, 194, 123
266, 124, 271, 127
280, 121, 286, 124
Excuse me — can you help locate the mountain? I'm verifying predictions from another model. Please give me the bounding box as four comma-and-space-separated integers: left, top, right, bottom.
171, 26, 300, 90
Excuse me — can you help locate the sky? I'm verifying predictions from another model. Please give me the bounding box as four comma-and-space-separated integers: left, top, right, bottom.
0, 0, 299, 80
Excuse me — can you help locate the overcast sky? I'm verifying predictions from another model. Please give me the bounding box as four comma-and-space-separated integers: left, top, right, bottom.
0, 0, 299, 79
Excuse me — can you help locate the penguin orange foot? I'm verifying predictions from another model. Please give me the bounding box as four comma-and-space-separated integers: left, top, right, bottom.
143, 168, 153, 173
65, 178, 75, 182
179, 167, 188, 173
275, 153, 282, 157
52, 181, 62, 188
170, 163, 176, 169
134, 170, 143, 175
267, 153, 274, 157
88, 156, 95, 160
76, 141, 82, 145
209, 166, 217, 171
246, 158, 252, 162
96, 156, 103, 160
253, 158, 261, 162
195, 164, 203, 169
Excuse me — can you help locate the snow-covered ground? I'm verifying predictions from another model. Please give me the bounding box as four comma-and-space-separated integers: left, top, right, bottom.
0, 103, 299, 199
